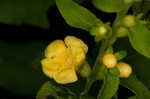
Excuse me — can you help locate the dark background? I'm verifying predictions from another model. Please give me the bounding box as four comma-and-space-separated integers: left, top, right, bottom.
0, 2, 134, 99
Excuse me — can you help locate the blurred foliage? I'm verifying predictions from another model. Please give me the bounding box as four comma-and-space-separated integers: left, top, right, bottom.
0, 41, 48, 96
0, 0, 55, 28
0, 0, 91, 28
133, 1, 150, 16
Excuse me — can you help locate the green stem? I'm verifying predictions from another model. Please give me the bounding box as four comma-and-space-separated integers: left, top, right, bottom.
80, 37, 113, 97
80, 4, 131, 98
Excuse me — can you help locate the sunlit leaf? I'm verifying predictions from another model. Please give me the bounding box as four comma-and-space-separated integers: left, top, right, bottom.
56, 0, 102, 31
92, 0, 127, 13
129, 22, 150, 58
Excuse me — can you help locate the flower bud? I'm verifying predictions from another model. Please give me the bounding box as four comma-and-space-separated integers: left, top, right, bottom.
90, 25, 107, 36
98, 26, 107, 36
90, 24, 111, 42
116, 27, 129, 38
102, 54, 117, 69
78, 61, 91, 78
122, 15, 135, 27
117, 62, 132, 78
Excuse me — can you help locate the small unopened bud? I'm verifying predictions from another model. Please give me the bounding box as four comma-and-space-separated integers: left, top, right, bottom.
78, 61, 91, 78
116, 27, 129, 38
122, 15, 135, 27
102, 54, 117, 69
117, 62, 132, 78
98, 26, 107, 35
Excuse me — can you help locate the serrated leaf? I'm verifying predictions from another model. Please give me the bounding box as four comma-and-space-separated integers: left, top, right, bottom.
128, 22, 150, 58
0, 0, 55, 28
36, 81, 63, 99
97, 67, 120, 99
121, 75, 150, 99
56, 0, 102, 31
92, 0, 127, 13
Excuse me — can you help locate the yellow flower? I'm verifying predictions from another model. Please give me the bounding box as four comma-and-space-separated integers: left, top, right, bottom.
41, 36, 88, 84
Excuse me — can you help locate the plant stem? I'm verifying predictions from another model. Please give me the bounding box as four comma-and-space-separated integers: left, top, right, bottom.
80, 36, 114, 97
80, 5, 131, 98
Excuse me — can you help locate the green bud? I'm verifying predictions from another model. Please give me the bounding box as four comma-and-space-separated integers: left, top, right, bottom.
115, 50, 127, 60
78, 61, 91, 78
90, 23, 112, 42
122, 15, 135, 27
116, 27, 129, 38
90, 25, 107, 36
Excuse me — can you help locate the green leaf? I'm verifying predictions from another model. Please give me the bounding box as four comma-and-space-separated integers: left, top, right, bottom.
128, 96, 137, 99
115, 50, 127, 60
114, 38, 150, 88
127, 52, 150, 88
36, 81, 63, 99
56, 0, 102, 31
0, 0, 55, 28
92, 0, 127, 13
121, 75, 150, 99
128, 22, 150, 58
112, 93, 118, 99
97, 67, 120, 99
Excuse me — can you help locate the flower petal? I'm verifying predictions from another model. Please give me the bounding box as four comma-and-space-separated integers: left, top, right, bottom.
64, 36, 88, 69
65, 36, 88, 53
45, 40, 68, 58
54, 68, 78, 84
42, 67, 55, 78
41, 58, 61, 70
